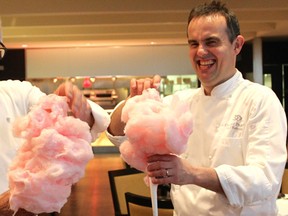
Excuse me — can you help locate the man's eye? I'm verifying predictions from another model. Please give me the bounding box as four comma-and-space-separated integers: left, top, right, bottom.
206, 40, 218, 46
188, 42, 198, 48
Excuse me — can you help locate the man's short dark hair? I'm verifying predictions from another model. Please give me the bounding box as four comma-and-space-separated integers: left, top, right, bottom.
187, 0, 240, 43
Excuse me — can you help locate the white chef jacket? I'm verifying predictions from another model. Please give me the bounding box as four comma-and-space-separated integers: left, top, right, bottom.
0, 80, 110, 194
107, 71, 287, 216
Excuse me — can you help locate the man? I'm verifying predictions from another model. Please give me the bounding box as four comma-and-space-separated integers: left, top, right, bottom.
107, 1, 287, 215
0, 43, 110, 215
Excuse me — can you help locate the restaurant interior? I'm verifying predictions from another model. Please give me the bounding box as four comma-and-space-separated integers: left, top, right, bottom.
0, 0, 287, 215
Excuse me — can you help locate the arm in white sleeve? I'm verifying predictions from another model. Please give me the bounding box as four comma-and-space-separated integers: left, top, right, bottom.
215, 90, 287, 207
87, 100, 110, 141
105, 100, 127, 147
106, 89, 197, 147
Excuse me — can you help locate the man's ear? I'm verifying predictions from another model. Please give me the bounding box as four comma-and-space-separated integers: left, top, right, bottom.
234, 35, 245, 55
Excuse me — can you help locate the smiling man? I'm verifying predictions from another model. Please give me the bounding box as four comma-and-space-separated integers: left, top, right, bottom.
107, 1, 287, 215
187, 12, 244, 95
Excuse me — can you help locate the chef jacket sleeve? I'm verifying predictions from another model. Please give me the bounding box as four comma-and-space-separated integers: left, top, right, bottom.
88, 99, 110, 141
215, 89, 287, 207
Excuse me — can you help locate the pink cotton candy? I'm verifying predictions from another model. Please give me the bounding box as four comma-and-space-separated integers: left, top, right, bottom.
120, 88, 193, 171
8, 94, 94, 214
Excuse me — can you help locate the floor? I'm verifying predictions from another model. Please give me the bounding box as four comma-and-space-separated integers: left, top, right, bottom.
57, 153, 125, 216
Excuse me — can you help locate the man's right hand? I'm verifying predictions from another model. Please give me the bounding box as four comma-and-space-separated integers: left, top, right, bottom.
129, 75, 161, 97
108, 75, 161, 136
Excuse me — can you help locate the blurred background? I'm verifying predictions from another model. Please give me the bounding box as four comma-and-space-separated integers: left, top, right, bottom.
0, 1, 287, 215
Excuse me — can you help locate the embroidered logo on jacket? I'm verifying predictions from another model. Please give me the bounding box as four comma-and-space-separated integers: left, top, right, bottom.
232, 115, 243, 129
222, 115, 243, 130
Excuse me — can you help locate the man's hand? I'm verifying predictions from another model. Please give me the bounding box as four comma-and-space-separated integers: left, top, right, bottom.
54, 81, 94, 128
108, 75, 161, 136
146, 154, 225, 195
129, 75, 161, 97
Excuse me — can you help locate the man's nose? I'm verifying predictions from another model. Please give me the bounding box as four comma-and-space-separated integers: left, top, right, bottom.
197, 44, 208, 57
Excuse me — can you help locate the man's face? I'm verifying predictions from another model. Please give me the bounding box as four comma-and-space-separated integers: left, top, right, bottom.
187, 15, 243, 95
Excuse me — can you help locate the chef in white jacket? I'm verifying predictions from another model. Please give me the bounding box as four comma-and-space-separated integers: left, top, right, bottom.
0, 43, 110, 215
107, 1, 287, 215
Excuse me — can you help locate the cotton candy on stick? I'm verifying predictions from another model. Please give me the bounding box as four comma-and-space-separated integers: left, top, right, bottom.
120, 88, 193, 216
8, 94, 94, 214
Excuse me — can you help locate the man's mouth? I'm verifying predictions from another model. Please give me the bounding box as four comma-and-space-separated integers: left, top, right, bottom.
197, 59, 215, 68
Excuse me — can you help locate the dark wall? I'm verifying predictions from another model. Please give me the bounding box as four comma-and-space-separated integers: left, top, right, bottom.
235, 39, 288, 73
0, 49, 25, 81
262, 39, 288, 124
236, 42, 253, 78
263, 40, 288, 64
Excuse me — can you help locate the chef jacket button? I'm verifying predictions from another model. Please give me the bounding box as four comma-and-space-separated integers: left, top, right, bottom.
208, 155, 212, 160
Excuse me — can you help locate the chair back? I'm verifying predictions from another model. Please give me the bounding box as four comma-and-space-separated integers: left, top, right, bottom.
281, 162, 288, 194
125, 192, 173, 216
108, 168, 150, 216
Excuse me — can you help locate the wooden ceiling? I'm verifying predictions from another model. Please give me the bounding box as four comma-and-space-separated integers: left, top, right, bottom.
1, 0, 288, 48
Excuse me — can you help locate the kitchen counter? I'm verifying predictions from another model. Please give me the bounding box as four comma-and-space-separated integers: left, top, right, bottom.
91, 132, 119, 154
